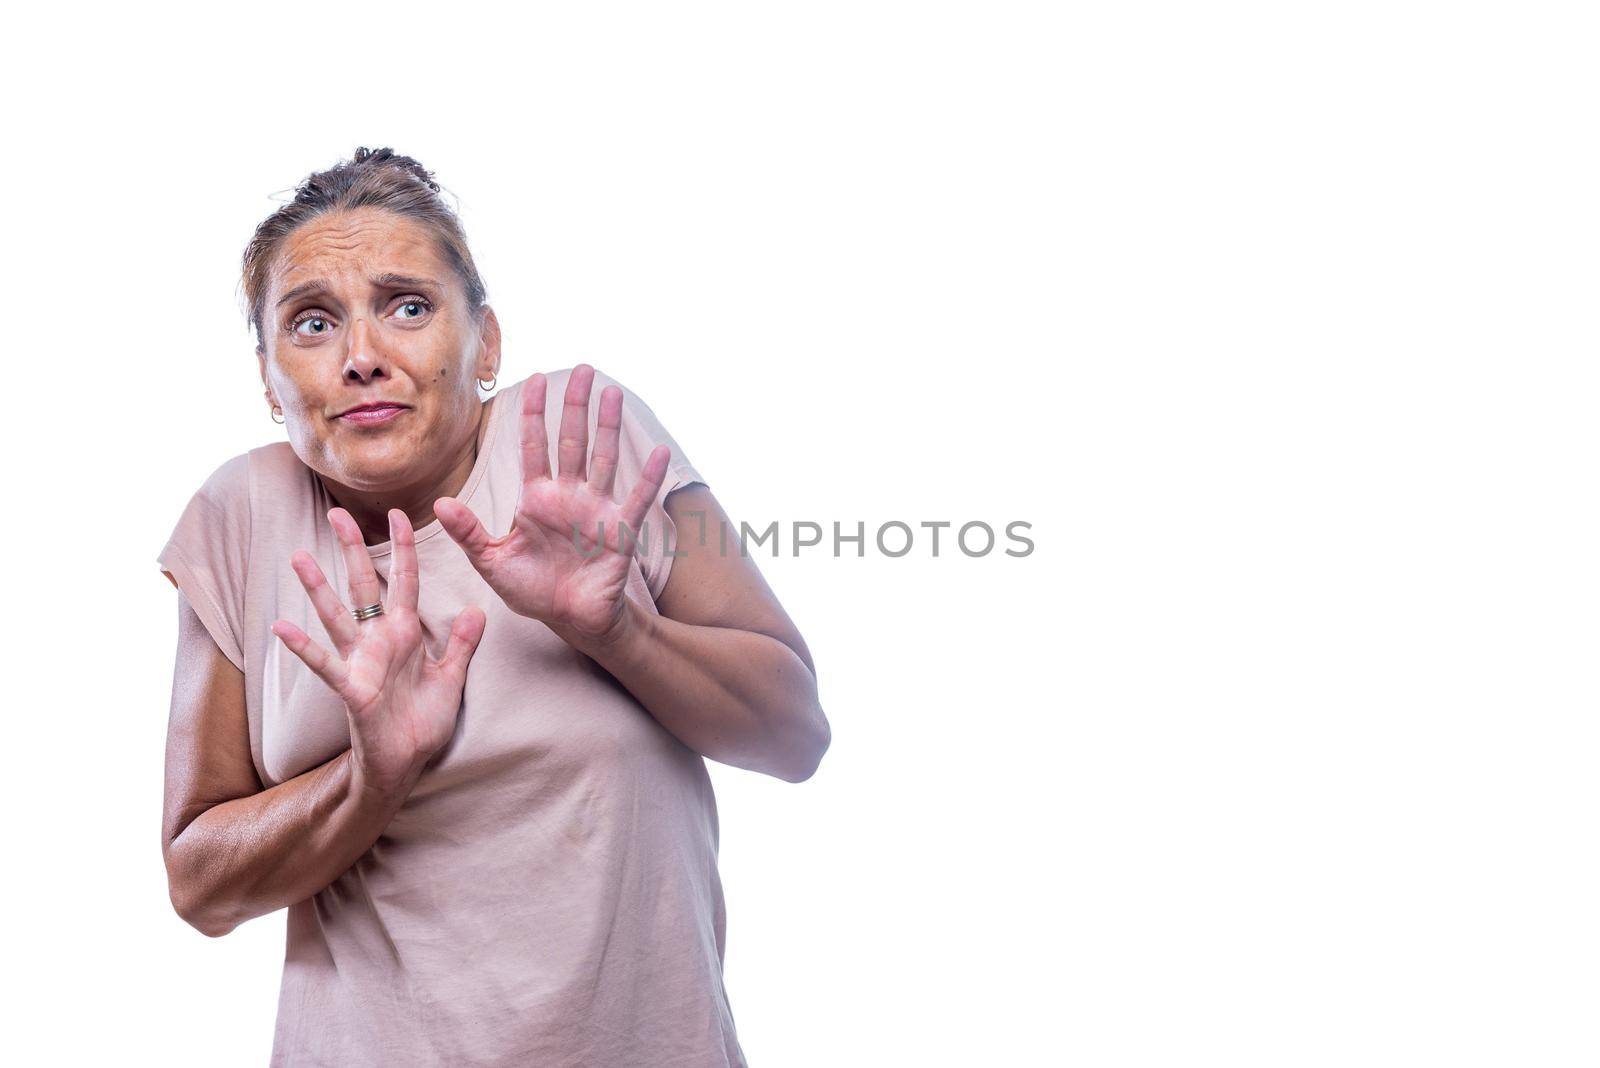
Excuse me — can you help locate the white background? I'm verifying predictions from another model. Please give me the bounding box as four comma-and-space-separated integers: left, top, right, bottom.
3, 2, 1595, 1065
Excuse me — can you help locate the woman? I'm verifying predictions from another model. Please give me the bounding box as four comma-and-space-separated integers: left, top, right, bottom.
158, 146, 829, 1067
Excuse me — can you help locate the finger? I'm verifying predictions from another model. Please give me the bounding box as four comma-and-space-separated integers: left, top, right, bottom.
271, 618, 350, 695
436, 497, 498, 570
431, 605, 487, 684
387, 509, 419, 614
619, 444, 672, 542
329, 508, 384, 614
288, 549, 359, 653
557, 363, 595, 482
587, 385, 624, 498
520, 372, 552, 486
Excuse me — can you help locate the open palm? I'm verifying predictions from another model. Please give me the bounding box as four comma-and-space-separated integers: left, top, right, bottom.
271, 507, 486, 791
436, 365, 670, 643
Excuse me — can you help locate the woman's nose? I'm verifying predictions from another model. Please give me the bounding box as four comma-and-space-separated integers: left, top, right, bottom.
342, 318, 386, 381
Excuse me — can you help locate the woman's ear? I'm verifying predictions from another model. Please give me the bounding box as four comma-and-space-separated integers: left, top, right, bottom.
256, 346, 276, 408
476, 306, 502, 381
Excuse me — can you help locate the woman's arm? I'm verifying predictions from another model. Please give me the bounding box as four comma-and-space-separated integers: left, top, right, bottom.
162, 592, 420, 937
554, 484, 831, 782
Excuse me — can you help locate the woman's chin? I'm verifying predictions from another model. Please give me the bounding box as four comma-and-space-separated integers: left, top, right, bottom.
323, 443, 426, 492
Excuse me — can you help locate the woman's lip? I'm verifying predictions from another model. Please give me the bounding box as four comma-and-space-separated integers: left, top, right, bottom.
338, 405, 408, 425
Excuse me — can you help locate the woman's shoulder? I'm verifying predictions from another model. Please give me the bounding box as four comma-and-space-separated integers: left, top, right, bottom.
177, 442, 315, 527
247, 440, 311, 482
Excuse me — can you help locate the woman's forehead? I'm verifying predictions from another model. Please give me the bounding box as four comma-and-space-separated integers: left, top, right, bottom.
272, 209, 447, 293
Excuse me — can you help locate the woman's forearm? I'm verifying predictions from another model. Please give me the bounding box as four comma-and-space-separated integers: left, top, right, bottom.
166, 749, 419, 937
559, 598, 830, 781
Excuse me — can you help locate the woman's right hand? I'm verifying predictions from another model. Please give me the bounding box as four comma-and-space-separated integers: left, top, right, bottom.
270, 507, 487, 797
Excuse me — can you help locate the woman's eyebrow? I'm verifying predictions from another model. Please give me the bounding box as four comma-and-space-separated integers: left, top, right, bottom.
275, 274, 444, 309
371, 272, 444, 291
275, 280, 331, 308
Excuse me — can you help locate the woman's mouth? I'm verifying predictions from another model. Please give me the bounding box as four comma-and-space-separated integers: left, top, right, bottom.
338, 404, 409, 426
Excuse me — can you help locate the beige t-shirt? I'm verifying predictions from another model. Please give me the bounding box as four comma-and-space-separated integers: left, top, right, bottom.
158, 367, 746, 1067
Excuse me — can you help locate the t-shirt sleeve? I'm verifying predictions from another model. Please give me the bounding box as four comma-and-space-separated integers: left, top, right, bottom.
157, 453, 251, 672
588, 369, 707, 599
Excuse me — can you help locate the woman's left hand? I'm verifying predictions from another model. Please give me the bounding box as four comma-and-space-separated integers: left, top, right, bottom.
435, 365, 669, 646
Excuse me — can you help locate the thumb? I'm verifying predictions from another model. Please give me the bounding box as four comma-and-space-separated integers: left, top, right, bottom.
432, 604, 488, 683
436, 497, 498, 570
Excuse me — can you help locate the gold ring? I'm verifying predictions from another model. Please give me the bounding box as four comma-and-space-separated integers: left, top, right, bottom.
352, 602, 385, 621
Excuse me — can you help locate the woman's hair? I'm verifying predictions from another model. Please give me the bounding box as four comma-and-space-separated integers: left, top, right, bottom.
240, 146, 489, 348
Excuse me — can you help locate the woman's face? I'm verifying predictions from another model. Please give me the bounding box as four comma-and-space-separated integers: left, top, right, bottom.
257, 206, 499, 493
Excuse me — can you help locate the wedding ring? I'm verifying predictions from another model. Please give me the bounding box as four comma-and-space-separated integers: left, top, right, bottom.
352, 602, 385, 621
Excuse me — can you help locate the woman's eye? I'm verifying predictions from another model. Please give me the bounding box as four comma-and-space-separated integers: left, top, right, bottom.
293, 316, 332, 337
396, 299, 430, 320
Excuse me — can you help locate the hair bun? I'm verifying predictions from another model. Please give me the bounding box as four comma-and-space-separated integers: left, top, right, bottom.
349, 145, 442, 193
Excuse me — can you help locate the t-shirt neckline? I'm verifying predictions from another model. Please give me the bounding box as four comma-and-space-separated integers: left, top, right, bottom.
359, 386, 510, 559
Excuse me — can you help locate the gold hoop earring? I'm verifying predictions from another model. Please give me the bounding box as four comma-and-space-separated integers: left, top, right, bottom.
271, 405, 285, 424
478, 373, 497, 392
